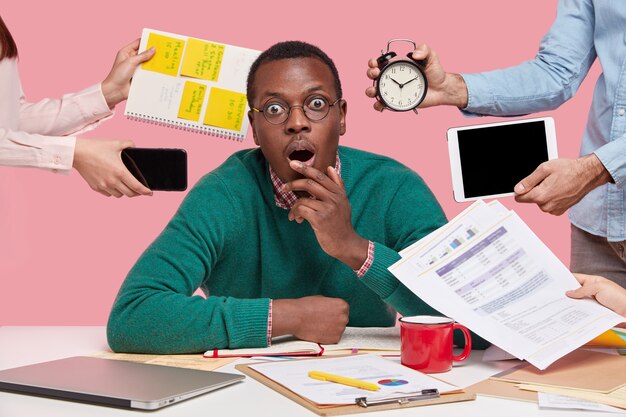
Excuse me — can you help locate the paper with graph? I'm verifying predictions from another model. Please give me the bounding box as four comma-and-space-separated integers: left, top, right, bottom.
390, 200, 623, 370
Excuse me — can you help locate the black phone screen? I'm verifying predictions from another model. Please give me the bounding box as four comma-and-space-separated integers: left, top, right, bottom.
121, 148, 188, 191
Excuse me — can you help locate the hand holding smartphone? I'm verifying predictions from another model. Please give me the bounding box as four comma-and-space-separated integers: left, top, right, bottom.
121, 148, 188, 191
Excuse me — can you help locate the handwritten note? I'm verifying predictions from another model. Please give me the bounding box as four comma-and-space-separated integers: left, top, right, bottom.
204, 87, 247, 131
181, 38, 224, 81
126, 28, 260, 141
178, 81, 207, 121
142, 33, 185, 76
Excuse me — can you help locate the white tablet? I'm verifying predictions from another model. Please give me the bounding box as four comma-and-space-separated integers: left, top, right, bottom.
447, 117, 557, 202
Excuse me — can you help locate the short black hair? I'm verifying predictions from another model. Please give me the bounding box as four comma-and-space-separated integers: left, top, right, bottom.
246, 41, 342, 107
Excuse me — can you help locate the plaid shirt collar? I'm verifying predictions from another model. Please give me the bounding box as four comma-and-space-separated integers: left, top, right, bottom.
270, 154, 341, 210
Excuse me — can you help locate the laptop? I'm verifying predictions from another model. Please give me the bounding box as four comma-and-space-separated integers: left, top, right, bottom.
0, 356, 244, 410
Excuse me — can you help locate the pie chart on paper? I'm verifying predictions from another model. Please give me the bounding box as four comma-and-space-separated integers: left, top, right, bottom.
378, 379, 408, 386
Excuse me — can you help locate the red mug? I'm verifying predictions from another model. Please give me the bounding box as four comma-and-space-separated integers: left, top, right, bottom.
399, 315, 472, 373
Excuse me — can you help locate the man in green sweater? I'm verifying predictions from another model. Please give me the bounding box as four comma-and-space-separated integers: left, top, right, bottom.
107, 41, 488, 353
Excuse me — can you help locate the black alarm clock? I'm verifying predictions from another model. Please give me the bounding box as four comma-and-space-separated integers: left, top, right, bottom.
374, 39, 428, 113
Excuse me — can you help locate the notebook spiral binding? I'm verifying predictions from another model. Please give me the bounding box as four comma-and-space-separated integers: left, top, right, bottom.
126, 113, 245, 142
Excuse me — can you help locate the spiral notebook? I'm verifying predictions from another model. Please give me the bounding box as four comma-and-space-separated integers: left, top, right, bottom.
125, 28, 260, 141
206, 327, 401, 358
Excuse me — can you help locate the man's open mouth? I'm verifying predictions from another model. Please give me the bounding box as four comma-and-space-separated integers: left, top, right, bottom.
289, 149, 314, 163
286, 141, 316, 167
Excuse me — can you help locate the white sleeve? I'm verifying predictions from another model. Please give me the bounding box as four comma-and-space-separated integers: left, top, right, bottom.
0, 59, 113, 172
0, 127, 76, 171
18, 83, 114, 136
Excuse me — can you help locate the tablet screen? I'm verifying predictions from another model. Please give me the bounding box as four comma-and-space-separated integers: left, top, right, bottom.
457, 120, 549, 199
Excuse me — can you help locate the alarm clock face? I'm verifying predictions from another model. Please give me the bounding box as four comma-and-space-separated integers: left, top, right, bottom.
377, 60, 426, 111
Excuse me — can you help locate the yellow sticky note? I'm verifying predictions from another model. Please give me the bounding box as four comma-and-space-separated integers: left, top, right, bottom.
177, 81, 206, 122
204, 88, 247, 131
142, 33, 185, 76
180, 38, 225, 81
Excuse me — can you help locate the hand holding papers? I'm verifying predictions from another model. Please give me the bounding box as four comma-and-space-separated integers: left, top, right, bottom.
390, 200, 624, 370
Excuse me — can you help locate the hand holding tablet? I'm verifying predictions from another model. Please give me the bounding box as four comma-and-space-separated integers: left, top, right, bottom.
447, 117, 558, 202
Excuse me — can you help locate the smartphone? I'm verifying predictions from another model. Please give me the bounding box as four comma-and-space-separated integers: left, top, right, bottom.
121, 148, 188, 191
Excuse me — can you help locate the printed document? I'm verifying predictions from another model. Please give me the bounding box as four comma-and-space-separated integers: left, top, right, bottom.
390, 201, 623, 370
398, 200, 508, 268
249, 354, 458, 405
538, 393, 626, 414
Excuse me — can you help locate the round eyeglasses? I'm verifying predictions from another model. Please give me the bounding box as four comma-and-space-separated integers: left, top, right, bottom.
252, 95, 342, 125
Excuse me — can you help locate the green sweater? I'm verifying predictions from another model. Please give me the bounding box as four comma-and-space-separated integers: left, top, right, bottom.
107, 146, 488, 353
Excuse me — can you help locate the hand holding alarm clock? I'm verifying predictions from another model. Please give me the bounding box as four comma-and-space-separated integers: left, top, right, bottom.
372, 39, 428, 113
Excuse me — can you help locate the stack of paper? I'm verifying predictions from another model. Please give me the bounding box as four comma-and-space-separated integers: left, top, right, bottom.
389, 200, 623, 370
492, 350, 626, 409
537, 392, 626, 413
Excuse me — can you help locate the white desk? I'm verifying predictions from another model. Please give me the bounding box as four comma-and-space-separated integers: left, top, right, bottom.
0, 327, 602, 416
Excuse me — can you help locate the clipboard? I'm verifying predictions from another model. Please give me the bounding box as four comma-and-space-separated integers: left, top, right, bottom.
235, 362, 475, 416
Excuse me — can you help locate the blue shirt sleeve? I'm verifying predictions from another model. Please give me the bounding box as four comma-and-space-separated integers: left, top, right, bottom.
595, 136, 626, 188
461, 0, 597, 117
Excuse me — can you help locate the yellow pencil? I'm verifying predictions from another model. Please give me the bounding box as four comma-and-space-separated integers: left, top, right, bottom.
308, 371, 380, 391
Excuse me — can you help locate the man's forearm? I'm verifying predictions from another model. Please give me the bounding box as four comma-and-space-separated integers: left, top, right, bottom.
441, 73, 469, 108
585, 153, 614, 187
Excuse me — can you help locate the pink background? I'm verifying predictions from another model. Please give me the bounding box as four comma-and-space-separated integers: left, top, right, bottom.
0, 0, 599, 324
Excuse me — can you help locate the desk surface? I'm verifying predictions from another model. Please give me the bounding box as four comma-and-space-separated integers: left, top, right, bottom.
0, 326, 602, 417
